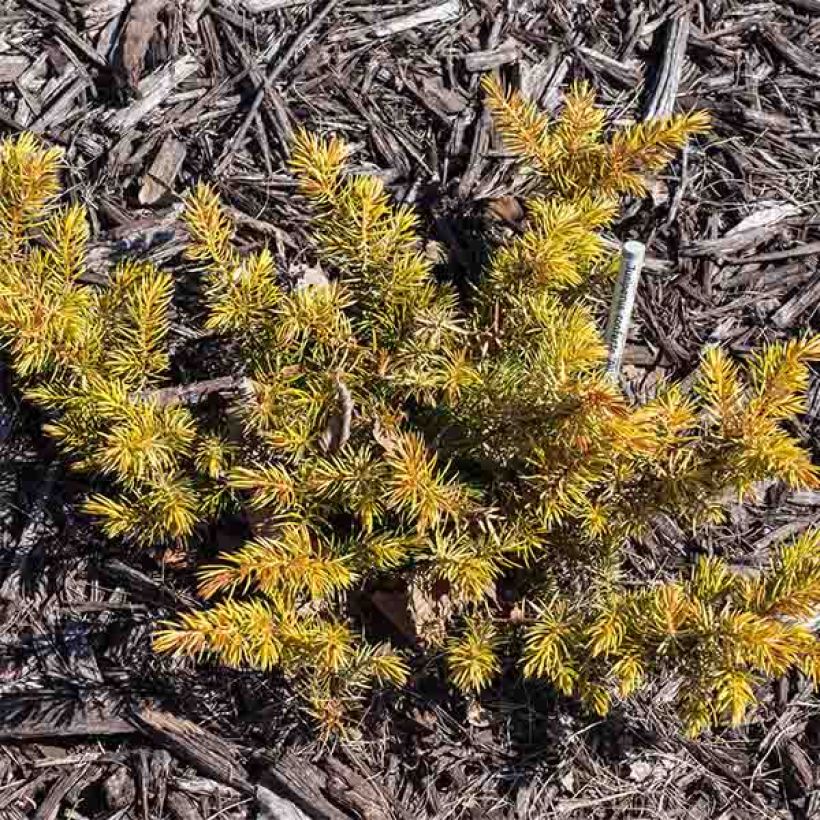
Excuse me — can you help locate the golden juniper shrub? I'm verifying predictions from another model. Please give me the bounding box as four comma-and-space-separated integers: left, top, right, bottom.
482, 76, 711, 198
1, 80, 818, 737
0, 138, 230, 544
525, 533, 820, 736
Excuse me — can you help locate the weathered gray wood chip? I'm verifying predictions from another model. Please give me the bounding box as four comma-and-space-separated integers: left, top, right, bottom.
106, 55, 198, 132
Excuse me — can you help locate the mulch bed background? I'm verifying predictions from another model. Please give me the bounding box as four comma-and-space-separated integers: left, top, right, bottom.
1, 0, 820, 817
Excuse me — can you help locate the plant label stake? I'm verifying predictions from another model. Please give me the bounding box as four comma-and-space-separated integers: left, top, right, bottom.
605, 240, 646, 377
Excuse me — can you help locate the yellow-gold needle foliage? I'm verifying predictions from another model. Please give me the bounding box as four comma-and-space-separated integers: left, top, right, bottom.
1, 80, 819, 737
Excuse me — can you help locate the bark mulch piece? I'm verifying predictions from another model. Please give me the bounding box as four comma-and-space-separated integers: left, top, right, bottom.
2, 0, 820, 818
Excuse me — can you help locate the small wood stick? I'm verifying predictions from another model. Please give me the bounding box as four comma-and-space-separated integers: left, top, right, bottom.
605, 240, 645, 378
140, 375, 250, 406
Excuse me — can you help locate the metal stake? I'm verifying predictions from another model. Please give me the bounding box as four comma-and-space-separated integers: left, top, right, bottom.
605, 240, 646, 378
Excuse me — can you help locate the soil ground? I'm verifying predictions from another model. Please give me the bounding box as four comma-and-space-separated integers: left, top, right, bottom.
1, 0, 820, 817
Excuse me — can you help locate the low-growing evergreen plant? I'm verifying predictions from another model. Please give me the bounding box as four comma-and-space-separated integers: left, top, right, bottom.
1, 79, 819, 736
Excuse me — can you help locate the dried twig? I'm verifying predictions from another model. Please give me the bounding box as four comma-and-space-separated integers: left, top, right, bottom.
215, 0, 340, 171
140, 376, 250, 406
725, 240, 820, 265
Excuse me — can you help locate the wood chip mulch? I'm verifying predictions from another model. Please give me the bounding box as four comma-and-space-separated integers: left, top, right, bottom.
1, 0, 820, 817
